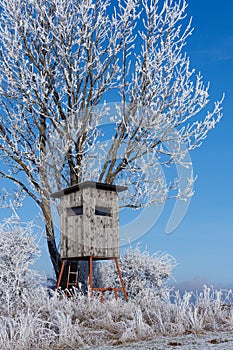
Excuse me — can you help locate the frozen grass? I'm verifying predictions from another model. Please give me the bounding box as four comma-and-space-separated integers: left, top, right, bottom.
0, 286, 233, 349
1, 216, 233, 349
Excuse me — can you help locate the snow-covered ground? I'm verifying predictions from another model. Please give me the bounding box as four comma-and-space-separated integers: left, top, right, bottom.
90, 332, 233, 350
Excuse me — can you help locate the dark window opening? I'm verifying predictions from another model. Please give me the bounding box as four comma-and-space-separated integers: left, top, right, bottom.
67, 206, 83, 216
95, 206, 111, 217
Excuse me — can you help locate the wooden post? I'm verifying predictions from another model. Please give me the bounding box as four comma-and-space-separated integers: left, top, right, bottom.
114, 258, 128, 302
89, 256, 93, 298
66, 262, 71, 290
56, 260, 66, 291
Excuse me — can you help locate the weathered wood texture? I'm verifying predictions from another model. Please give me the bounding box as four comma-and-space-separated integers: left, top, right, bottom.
57, 183, 126, 259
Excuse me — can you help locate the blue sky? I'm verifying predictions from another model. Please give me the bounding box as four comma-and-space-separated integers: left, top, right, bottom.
116, 0, 233, 290
1, 0, 232, 290
140, 0, 233, 289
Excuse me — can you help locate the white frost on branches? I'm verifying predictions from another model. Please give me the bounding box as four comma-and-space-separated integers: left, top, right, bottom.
0, 221, 232, 348
0, 215, 41, 309
0, 0, 223, 209
0, 0, 223, 274
98, 247, 176, 298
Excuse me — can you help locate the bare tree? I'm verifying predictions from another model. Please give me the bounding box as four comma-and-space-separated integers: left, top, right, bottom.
0, 0, 223, 277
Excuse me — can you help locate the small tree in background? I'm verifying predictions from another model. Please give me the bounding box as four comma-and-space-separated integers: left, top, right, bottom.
0, 215, 41, 309
0, 0, 223, 277
98, 247, 176, 299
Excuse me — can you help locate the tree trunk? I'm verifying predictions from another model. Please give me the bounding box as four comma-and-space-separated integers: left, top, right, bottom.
46, 227, 61, 279
41, 199, 61, 279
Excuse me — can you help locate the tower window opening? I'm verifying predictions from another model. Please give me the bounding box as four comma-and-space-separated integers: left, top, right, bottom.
95, 206, 112, 217
67, 206, 83, 216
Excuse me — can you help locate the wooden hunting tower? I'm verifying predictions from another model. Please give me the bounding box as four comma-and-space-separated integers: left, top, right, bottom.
51, 181, 128, 301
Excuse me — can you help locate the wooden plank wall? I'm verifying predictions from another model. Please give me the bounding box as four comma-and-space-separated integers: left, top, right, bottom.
60, 187, 120, 259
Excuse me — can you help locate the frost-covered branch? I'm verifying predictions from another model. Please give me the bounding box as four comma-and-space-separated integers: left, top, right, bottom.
98, 247, 176, 298
0, 215, 41, 310
0, 0, 223, 274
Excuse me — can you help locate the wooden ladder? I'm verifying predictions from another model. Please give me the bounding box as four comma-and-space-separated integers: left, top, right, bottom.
66, 260, 79, 291
56, 260, 79, 297
56, 257, 128, 302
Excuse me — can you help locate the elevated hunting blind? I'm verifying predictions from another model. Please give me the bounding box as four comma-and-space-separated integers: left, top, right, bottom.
51, 181, 127, 259
51, 181, 128, 301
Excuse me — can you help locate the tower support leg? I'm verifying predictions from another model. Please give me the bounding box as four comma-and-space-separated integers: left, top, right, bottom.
56, 259, 66, 291
114, 258, 128, 302
56, 257, 128, 302
88, 257, 128, 302
88, 256, 93, 298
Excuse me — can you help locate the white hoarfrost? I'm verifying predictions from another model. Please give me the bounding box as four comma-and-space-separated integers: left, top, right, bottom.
0, 216, 233, 349
0, 0, 223, 275
0, 215, 41, 310
0, 2, 229, 348
98, 247, 176, 298
0, 0, 223, 209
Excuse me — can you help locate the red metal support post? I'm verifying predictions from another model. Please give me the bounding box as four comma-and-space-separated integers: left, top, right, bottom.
114, 258, 128, 302
89, 256, 93, 298
56, 260, 66, 291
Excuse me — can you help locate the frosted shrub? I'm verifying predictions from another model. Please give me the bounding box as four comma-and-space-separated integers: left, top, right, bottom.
0, 231, 232, 349
98, 247, 176, 299
0, 215, 41, 310
1, 216, 233, 348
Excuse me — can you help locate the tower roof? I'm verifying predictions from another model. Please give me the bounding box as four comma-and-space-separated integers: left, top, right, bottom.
51, 181, 128, 199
